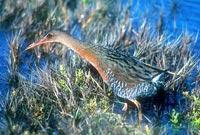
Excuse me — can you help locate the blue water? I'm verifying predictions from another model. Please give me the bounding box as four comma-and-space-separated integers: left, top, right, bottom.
0, 0, 200, 134
130, 0, 200, 54
131, 0, 200, 32
0, 32, 10, 104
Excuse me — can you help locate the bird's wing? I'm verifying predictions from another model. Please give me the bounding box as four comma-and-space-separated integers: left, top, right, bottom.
104, 50, 164, 88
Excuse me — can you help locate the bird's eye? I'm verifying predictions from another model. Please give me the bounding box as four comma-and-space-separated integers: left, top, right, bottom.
46, 33, 53, 38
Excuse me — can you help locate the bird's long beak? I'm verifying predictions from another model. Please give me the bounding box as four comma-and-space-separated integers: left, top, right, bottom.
25, 36, 49, 51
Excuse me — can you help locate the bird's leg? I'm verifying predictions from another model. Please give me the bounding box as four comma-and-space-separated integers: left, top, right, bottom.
130, 99, 142, 126
122, 100, 142, 126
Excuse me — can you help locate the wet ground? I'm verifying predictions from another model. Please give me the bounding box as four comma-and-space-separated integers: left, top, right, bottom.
0, 0, 200, 134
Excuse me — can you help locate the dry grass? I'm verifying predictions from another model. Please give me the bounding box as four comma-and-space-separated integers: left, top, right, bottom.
0, 0, 199, 134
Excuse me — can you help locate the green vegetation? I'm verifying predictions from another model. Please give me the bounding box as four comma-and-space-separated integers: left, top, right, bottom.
170, 109, 182, 130
0, 0, 200, 134
190, 95, 200, 129
184, 91, 200, 132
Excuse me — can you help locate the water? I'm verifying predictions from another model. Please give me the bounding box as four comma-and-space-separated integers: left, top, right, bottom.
131, 0, 200, 54
0, 0, 200, 133
0, 31, 10, 133
0, 32, 10, 105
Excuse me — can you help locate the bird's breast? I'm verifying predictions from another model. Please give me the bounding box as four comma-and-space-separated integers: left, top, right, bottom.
75, 47, 108, 82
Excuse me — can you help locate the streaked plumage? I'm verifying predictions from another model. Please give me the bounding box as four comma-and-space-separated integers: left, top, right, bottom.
25, 30, 170, 124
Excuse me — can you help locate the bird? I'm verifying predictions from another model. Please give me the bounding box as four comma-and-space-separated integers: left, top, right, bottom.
25, 30, 171, 125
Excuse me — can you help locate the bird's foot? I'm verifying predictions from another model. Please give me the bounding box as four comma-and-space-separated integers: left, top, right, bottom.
130, 99, 142, 127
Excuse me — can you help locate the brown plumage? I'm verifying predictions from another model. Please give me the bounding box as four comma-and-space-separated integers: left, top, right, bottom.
26, 30, 170, 124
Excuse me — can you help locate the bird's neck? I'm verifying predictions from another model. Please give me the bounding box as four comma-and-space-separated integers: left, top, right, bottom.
59, 34, 97, 64
59, 34, 108, 81
59, 34, 87, 53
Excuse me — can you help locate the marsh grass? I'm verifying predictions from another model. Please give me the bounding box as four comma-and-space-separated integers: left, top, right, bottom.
5, 64, 138, 134
0, 0, 200, 134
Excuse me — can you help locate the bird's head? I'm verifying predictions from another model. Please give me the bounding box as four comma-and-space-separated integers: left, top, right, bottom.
25, 30, 61, 51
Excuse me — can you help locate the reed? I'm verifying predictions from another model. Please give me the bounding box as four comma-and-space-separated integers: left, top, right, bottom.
0, 0, 199, 134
